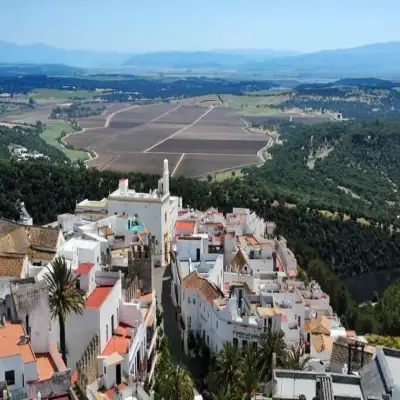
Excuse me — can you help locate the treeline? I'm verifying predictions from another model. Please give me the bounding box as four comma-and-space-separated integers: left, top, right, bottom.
0, 74, 277, 99
245, 119, 400, 222
0, 123, 67, 162
50, 104, 106, 120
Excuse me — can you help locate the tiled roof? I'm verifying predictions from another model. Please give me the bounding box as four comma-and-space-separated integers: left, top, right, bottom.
330, 336, 375, 365
182, 271, 223, 305
27, 226, 60, 249
100, 226, 113, 236
85, 286, 113, 308
0, 321, 35, 363
0, 219, 20, 236
309, 315, 332, 335
0, 226, 31, 254
257, 306, 282, 318
311, 334, 333, 354
0, 252, 26, 278
76, 263, 95, 274
232, 248, 249, 271
30, 249, 56, 261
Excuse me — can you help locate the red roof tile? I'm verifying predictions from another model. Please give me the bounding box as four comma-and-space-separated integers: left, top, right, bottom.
182, 271, 223, 305
85, 286, 113, 308
76, 263, 95, 274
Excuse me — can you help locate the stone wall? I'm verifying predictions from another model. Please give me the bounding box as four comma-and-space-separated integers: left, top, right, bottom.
27, 371, 71, 399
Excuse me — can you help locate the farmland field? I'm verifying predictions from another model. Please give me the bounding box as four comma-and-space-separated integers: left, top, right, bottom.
41, 122, 88, 162
65, 103, 271, 177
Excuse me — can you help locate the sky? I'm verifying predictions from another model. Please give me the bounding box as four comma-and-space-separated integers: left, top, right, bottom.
1, 0, 400, 53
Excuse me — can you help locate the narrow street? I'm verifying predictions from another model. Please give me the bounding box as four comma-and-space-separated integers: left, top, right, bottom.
154, 265, 203, 378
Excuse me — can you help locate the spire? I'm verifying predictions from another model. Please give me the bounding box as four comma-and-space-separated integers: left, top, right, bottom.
163, 159, 169, 195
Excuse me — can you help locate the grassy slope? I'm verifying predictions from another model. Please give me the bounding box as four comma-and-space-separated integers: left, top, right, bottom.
41, 121, 88, 162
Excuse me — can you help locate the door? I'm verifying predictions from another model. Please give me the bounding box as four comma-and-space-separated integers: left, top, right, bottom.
116, 363, 122, 385
196, 248, 201, 261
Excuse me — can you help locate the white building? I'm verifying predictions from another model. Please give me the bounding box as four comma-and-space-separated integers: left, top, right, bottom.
180, 274, 282, 354
60, 269, 157, 385
77, 159, 182, 267
0, 280, 70, 399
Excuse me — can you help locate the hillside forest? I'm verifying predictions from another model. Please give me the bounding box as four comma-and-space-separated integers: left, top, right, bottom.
1, 160, 400, 336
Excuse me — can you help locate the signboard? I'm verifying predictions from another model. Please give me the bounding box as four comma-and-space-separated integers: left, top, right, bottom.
232, 329, 260, 341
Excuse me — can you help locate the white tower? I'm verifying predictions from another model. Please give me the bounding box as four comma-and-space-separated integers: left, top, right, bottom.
163, 159, 169, 195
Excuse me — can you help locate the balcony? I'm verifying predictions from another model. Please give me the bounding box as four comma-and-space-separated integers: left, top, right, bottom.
146, 326, 159, 358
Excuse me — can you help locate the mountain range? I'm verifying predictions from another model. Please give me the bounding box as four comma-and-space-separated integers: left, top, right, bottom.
1, 41, 400, 77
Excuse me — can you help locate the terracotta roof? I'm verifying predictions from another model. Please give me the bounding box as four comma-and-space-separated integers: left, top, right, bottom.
85, 286, 113, 308
76, 263, 95, 274
309, 315, 331, 335
257, 306, 282, 318
102, 323, 133, 355
0, 252, 26, 278
175, 220, 196, 231
330, 336, 375, 365
232, 248, 249, 271
30, 249, 56, 261
311, 334, 333, 354
0, 219, 20, 236
182, 271, 223, 305
0, 321, 35, 363
27, 226, 60, 249
0, 226, 31, 254
100, 226, 113, 236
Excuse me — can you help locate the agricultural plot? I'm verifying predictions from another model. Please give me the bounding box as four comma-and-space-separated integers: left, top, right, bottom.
65, 104, 270, 177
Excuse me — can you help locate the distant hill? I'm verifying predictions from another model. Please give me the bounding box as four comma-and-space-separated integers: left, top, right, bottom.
246, 42, 400, 77
1, 41, 400, 77
123, 50, 300, 69
0, 42, 130, 68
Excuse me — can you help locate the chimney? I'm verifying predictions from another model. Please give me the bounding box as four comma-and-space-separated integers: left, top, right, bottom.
119, 178, 128, 193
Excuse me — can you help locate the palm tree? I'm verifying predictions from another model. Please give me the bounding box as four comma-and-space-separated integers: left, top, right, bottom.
258, 328, 287, 383
211, 389, 231, 400
284, 345, 311, 371
207, 342, 243, 394
45, 256, 85, 365
237, 347, 262, 400
160, 364, 194, 400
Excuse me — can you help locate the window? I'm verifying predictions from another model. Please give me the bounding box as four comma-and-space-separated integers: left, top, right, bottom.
216, 321, 218, 330
165, 212, 167, 223
76, 278, 81, 291
193, 298, 196, 305
268, 318, 272, 329
233, 338, 238, 347
5, 370, 15, 386
188, 297, 191, 304
207, 335, 209, 345
242, 340, 248, 347
104, 367, 107, 375
117, 307, 119, 322
188, 316, 191, 328
106, 324, 109, 342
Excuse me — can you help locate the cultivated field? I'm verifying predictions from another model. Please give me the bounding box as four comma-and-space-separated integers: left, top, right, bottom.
67, 104, 267, 177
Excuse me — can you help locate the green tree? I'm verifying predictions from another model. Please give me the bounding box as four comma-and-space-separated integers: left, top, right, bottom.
258, 328, 286, 383
45, 256, 85, 365
284, 345, 311, 370
238, 347, 261, 399
376, 282, 400, 335
160, 364, 194, 400
207, 342, 242, 394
